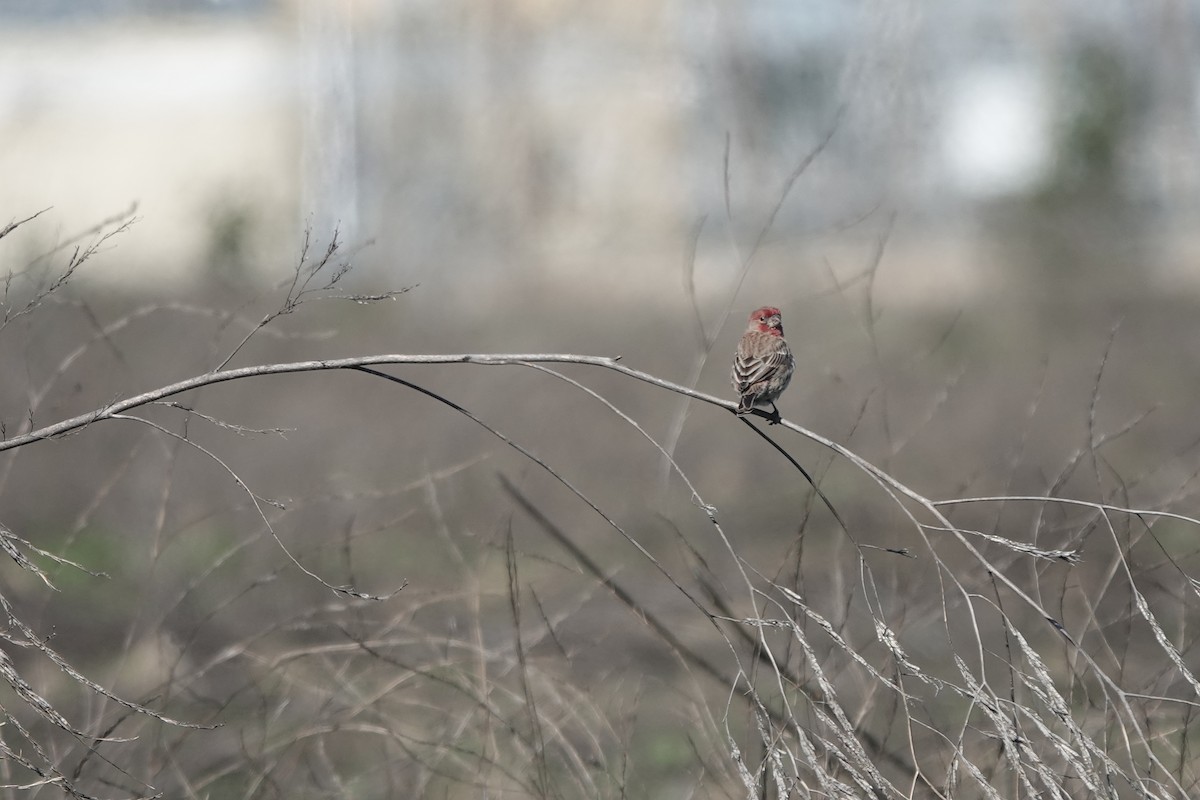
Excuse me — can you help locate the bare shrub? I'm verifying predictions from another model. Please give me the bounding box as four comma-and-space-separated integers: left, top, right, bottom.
0, 207, 1197, 799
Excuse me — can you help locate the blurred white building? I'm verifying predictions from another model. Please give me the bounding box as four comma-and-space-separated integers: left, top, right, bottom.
0, 0, 1197, 288
0, 6, 295, 280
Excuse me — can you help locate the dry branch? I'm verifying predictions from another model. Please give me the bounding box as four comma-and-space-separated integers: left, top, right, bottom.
0, 347, 1197, 797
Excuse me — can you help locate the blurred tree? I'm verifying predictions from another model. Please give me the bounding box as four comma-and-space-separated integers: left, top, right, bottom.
986, 34, 1149, 333
1040, 38, 1135, 200
204, 196, 258, 282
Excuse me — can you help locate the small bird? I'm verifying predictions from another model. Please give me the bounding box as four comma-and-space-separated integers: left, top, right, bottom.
731, 306, 795, 423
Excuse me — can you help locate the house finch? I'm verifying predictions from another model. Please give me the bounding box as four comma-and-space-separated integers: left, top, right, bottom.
731, 306, 795, 422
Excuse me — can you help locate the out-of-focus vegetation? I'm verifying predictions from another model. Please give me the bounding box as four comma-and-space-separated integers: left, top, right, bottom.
2, 195, 1199, 797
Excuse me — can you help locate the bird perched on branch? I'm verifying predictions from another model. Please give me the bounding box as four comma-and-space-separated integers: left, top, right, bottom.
731, 306, 795, 424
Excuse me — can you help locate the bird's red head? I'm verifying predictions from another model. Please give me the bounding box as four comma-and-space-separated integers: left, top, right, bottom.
748, 306, 784, 336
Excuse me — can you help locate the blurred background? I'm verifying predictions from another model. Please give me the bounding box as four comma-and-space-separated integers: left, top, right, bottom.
5, 1, 1199, 296
3, 1, 1200, 797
